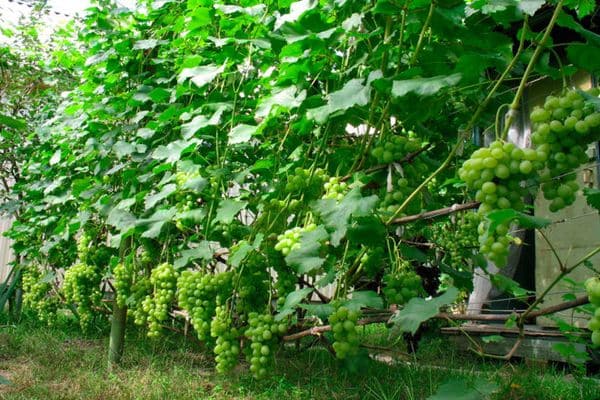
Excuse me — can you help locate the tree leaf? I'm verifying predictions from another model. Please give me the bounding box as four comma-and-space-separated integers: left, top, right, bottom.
567, 43, 600, 74
133, 39, 165, 50
274, 0, 318, 30
213, 3, 266, 16
312, 187, 379, 247
428, 378, 499, 400
285, 225, 329, 274
214, 199, 247, 224
178, 63, 225, 88
299, 303, 335, 320
276, 287, 314, 320
391, 287, 459, 334
392, 73, 462, 97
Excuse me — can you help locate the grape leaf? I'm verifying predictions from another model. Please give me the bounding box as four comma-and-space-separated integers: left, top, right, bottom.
484, 208, 550, 235
307, 78, 371, 124
428, 378, 499, 400
517, 0, 545, 16
137, 207, 177, 238
0, 113, 26, 130
178, 63, 225, 88
312, 187, 379, 247
228, 124, 258, 145
299, 303, 335, 320
255, 86, 306, 119
144, 184, 177, 210
214, 199, 247, 224
174, 241, 217, 268
391, 287, 459, 334
391, 73, 462, 97
583, 187, 600, 211
285, 225, 329, 274
345, 290, 383, 311
152, 139, 198, 163
276, 287, 314, 320
180, 108, 224, 139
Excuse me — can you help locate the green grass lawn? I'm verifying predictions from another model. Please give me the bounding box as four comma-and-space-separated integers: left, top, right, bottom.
1, 315, 599, 400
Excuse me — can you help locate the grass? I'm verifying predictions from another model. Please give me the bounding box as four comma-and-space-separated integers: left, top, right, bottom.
1, 313, 599, 400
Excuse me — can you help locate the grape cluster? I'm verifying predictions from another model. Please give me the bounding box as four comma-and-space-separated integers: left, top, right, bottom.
585, 277, 600, 346
358, 247, 385, 278
113, 262, 133, 307
284, 167, 327, 198
459, 139, 544, 266
139, 263, 179, 338
22, 266, 58, 325
274, 223, 317, 256
245, 312, 287, 379
322, 177, 349, 201
234, 250, 270, 314
77, 232, 91, 262
62, 263, 102, 331
380, 176, 421, 216
329, 305, 360, 359
371, 133, 422, 164
131, 276, 153, 325
211, 306, 241, 373
177, 270, 233, 341
382, 270, 424, 305
530, 89, 600, 212
431, 213, 480, 268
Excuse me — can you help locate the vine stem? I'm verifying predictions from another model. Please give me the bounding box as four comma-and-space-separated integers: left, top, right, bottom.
410, 1, 435, 66
501, 2, 564, 140
518, 244, 600, 326
384, 13, 530, 225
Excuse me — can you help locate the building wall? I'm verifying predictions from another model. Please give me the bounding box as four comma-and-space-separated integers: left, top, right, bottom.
0, 217, 15, 283
528, 73, 600, 327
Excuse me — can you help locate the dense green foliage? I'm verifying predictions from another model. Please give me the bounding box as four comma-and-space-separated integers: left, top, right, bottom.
2, 0, 600, 379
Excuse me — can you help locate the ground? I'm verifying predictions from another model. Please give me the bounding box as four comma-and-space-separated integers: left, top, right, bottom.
0, 315, 599, 400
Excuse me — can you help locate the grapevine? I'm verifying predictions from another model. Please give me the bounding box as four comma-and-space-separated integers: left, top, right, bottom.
329, 305, 360, 359
62, 263, 102, 331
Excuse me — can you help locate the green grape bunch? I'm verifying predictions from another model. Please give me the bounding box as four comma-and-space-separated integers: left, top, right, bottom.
329, 305, 360, 359
177, 270, 233, 341
274, 223, 317, 256
431, 212, 480, 268
22, 266, 59, 325
585, 277, 600, 347
284, 167, 328, 198
530, 89, 600, 212
211, 306, 242, 373
322, 177, 349, 201
62, 262, 103, 331
113, 261, 134, 308
382, 270, 425, 305
139, 263, 179, 338
245, 312, 287, 379
371, 130, 423, 164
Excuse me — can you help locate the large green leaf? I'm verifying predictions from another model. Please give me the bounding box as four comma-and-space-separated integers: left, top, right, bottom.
307, 78, 371, 124
228, 124, 257, 145
391, 287, 459, 334
0, 113, 26, 130
285, 225, 329, 274
180, 108, 224, 139
276, 287, 314, 320
392, 73, 462, 97
345, 290, 383, 311
144, 184, 177, 210
137, 207, 177, 238
214, 199, 247, 224
484, 209, 550, 236
178, 64, 225, 88
312, 188, 379, 247
174, 241, 217, 268
255, 86, 307, 119
151, 139, 198, 163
